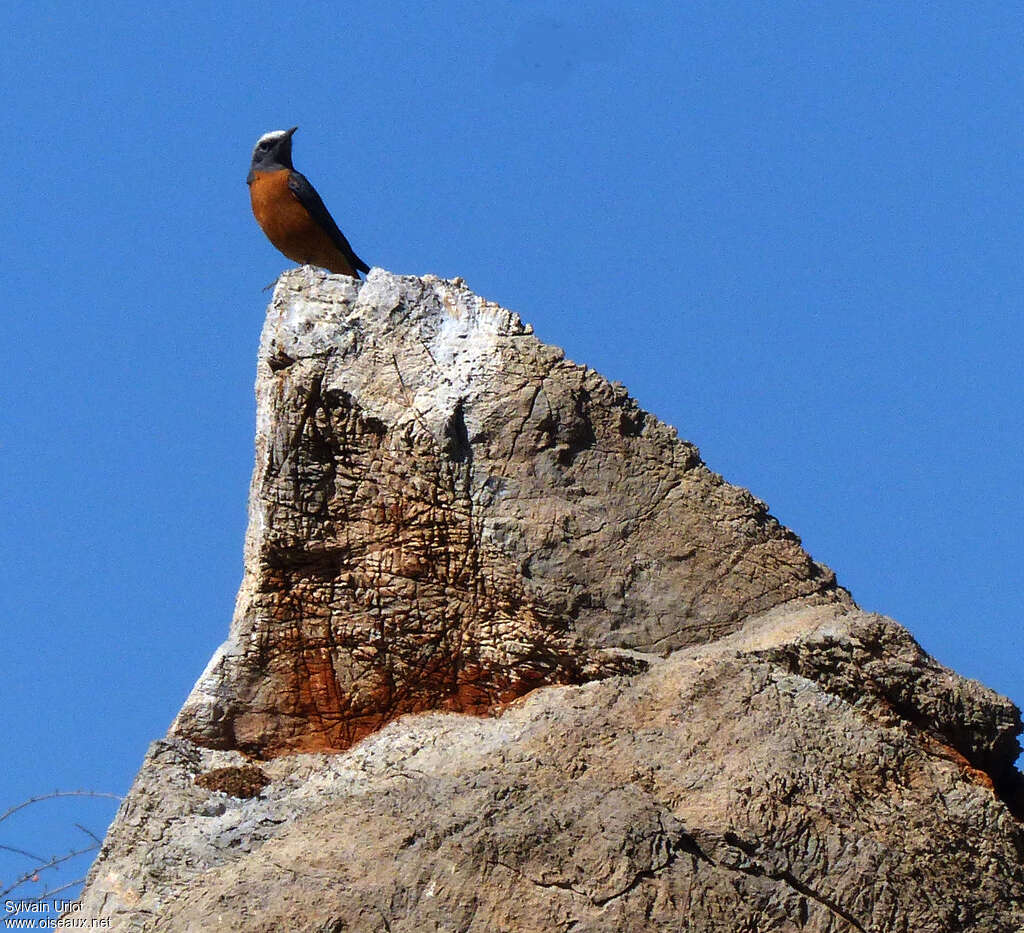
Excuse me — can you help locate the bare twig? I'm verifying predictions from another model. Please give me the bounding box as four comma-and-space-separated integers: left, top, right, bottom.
74, 823, 103, 846
0, 790, 122, 903
0, 843, 99, 900
25, 875, 88, 905
0, 791, 121, 826
0, 842, 46, 863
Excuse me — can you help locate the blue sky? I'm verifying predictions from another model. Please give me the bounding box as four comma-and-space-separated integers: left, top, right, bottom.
2, 0, 1022, 902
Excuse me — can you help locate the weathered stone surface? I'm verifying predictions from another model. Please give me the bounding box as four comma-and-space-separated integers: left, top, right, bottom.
83, 605, 1022, 931
172, 268, 844, 757
78, 269, 1023, 930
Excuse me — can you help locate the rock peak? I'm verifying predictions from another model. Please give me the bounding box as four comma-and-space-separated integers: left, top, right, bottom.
173, 267, 844, 758
79, 269, 1023, 931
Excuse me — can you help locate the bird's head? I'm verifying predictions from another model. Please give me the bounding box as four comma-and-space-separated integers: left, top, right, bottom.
250, 126, 298, 172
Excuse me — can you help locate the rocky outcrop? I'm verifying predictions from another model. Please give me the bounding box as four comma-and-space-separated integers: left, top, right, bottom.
79, 269, 1023, 931
172, 268, 843, 758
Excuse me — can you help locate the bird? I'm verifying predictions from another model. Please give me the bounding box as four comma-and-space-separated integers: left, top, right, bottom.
247, 127, 369, 278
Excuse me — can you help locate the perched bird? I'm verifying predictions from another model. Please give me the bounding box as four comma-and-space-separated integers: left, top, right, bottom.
247, 127, 369, 278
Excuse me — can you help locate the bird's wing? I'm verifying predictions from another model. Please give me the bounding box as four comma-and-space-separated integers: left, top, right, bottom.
287, 171, 370, 274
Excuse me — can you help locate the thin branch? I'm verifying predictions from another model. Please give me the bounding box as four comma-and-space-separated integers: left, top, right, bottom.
74, 823, 103, 846
0, 791, 122, 826
25, 876, 88, 905
0, 843, 99, 900
0, 842, 46, 863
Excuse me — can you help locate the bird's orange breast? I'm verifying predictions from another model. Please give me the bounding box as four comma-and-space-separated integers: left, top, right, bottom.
248, 169, 356, 276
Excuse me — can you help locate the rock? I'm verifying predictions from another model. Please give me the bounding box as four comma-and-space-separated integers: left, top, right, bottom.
78, 269, 1023, 931
172, 267, 845, 758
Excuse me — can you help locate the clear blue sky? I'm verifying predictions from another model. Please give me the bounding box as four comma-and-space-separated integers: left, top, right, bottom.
2, 0, 1022, 901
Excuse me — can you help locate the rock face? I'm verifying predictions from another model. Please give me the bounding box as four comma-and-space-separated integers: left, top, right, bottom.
79, 269, 1024, 931
173, 268, 843, 758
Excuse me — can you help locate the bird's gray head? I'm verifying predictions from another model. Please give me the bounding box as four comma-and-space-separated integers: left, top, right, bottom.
250, 126, 298, 173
